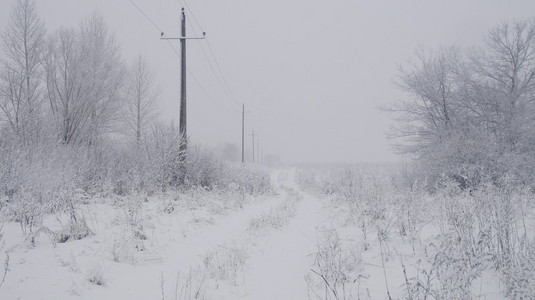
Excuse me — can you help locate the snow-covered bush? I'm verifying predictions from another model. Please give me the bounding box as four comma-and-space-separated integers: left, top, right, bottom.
0, 127, 272, 243
201, 243, 248, 284
185, 145, 272, 195
248, 187, 300, 233
109, 195, 147, 263
397, 179, 534, 299
55, 219, 93, 244
299, 163, 535, 298
405, 233, 487, 299
0, 140, 83, 237
87, 262, 106, 286
394, 183, 430, 251
0, 225, 8, 288
160, 269, 208, 300
503, 238, 535, 298
307, 229, 362, 300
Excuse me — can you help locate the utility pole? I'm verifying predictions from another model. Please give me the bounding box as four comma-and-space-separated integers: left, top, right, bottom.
179, 8, 187, 151
251, 130, 255, 163
242, 103, 245, 163
161, 8, 205, 183
257, 138, 260, 163
260, 143, 263, 163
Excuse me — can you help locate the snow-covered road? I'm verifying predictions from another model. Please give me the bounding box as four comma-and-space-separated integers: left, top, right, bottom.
83, 173, 289, 300
200, 168, 328, 300
238, 185, 325, 299
0, 168, 330, 300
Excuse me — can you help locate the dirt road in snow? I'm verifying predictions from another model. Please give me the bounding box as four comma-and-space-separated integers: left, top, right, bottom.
235, 168, 327, 299
83, 177, 287, 300
0, 168, 327, 300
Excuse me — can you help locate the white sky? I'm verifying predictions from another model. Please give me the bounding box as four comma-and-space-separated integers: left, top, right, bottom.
1, 0, 535, 163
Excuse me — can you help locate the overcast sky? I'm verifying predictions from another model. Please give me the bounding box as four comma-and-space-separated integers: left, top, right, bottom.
1, 0, 535, 163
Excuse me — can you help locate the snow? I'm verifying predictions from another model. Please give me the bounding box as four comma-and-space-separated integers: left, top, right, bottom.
226, 172, 326, 300
0, 184, 282, 299
0, 167, 521, 299
240, 197, 320, 299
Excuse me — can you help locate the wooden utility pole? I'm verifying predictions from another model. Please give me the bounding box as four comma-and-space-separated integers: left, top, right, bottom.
161, 8, 206, 148
257, 137, 260, 163
251, 130, 255, 163
260, 142, 263, 163
179, 8, 187, 151
242, 103, 245, 163
160, 8, 205, 183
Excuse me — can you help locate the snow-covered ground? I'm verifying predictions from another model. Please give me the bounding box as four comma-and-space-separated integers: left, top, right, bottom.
0, 168, 320, 299
0, 167, 528, 299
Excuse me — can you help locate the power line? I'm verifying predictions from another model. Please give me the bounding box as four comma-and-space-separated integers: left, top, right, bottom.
126, 0, 238, 113
181, 0, 204, 33
178, 0, 240, 108
134, 1, 258, 161
127, 0, 163, 32
176, 0, 239, 105
205, 38, 236, 100
166, 41, 238, 113
187, 22, 237, 108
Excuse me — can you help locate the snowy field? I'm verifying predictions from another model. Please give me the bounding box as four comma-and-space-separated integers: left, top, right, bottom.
1, 166, 533, 299
2, 0, 535, 299
0, 168, 311, 299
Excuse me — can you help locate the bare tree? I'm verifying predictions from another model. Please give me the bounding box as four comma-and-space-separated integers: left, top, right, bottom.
124, 55, 158, 145
79, 12, 125, 144
471, 19, 535, 151
388, 46, 464, 156
45, 12, 125, 145
0, 0, 46, 144
45, 28, 80, 144
389, 19, 535, 186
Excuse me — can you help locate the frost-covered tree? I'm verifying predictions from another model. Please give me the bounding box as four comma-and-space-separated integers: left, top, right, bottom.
146, 121, 185, 188
45, 12, 124, 145
389, 46, 465, 156
124, 55, 158, 145
390, 19, 535, 186
45, 28, 80, 144
471, 19, 535, 152
0, 0, 46, 144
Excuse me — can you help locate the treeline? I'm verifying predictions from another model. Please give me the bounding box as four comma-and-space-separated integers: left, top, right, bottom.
0, 0, 271, 229
390, 19, 535, 188
1, 1, 140, 148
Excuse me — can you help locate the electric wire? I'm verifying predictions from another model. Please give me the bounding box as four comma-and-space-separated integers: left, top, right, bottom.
186, 19, 237, 108
177, 0, 240, 107
127, 0, 163, 32
205, 38, 237, 100
178, 0, 240, 105
126, 0, 239, 113
181, 0, 204, 35
166, 41, 238, 113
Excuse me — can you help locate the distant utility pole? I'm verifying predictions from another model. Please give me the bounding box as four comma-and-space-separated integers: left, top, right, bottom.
242, 103, 245, 163
161, 8, 205, 182
251, 130, 255, 163
257, 138, 260, 163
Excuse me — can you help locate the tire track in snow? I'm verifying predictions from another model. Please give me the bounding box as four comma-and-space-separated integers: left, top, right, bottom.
82, 172, 288, 300
211, 168, 327, 300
